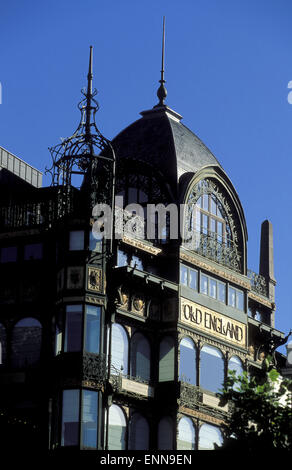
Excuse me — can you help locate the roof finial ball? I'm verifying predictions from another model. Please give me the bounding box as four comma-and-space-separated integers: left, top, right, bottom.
156, 16, 167, 107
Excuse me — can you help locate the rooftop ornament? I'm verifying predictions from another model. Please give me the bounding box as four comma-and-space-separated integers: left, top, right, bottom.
46, 46, 115, 190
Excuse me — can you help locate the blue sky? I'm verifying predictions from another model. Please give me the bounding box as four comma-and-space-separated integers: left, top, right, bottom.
0, 0, 291, 353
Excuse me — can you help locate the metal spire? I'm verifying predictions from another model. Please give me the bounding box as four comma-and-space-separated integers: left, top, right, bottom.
156, 16, 167, 106
85, 45, 93, 139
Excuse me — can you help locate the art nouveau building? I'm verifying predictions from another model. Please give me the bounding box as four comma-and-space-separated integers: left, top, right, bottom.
0, 47, 287, 452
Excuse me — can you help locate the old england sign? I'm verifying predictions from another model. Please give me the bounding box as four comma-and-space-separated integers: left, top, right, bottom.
180, 298, 246, 348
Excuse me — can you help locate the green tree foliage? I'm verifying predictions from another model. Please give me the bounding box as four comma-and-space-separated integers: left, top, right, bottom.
218, 357, 292, 451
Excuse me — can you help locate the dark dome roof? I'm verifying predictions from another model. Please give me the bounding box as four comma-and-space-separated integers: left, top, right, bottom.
111, 105, 222, 191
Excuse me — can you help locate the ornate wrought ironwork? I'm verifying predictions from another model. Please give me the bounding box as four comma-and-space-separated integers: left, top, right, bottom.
46, 46, 115, 216
185, 178, 242, 272
247, 269, 268, 298
184, 230, 241, 272
178, 381, 203, 410
82, 352, 107, 383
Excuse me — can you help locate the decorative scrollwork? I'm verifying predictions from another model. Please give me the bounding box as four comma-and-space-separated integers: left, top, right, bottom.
82, 352, 107, 383
178, 381, 203, 410
247, 269, 268, 298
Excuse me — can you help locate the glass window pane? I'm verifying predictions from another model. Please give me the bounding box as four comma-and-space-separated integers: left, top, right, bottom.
228, 356, 243, 383
195, 208, 200, 232
11, 317, 42, 368
203, 194, 209, 210
158, 417, 173, 450
111, 324, 128, 375
200, 345, 224, 393
62, 390, 80, 447
196, 197, 202, 209
236, 290, 244, 311
200, 274, 208, 295
64, 305, 82, 352
24, 243, 43, 260
117, 249, 128, 267
189, 270, 197, 290
217, 221, 223, 241
108, 405, 126, 450
69, 230, 84, 251
180, 265, 188, 286
179, 337, 196, 385
211, 197, 217, 215
209, 279, 217, 299
0, 246, 17, 262
81, 390, 98, 448
218, 282, 226, 302
210, 218, 216, 234
129, 414, 149, 450
131, 333, 150, 381
159, 337, 174, 382
177, 417, 195, 450
228, 287, 236, 308
85, 306, 101, 354
199, 423, 223, 450
202, 214, 208, 234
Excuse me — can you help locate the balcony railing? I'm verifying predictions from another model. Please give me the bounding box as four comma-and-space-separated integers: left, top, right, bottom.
183, 231, 242, 273
0, 186, 78, 231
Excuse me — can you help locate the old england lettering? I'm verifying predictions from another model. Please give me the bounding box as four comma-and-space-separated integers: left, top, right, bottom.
180, 298, 246, 348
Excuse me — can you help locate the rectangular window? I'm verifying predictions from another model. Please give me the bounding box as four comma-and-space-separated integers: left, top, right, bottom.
85, 305, 101, 354
64, 305, 83, 352
189, 269, 197, 290
228, 286, 244, 311
228, 287, 236, 307
218, 282, 226, 303
24, 243, 43, 260
0, 246, 17, 263
61, 390, 80, 447
200, 274, 208, 295
81, 390, 98, 449
209, 278, 217, 298
69, 230, 84, 251
180, 265, 188, 286
236, 290, 244, 311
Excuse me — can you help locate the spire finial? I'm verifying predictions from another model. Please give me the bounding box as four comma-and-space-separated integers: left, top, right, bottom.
85, 45, 93, 137
156, 16, 167, 106
87, 45, 93, 97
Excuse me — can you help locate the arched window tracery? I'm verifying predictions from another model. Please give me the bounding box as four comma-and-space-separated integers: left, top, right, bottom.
184, 178, 242, 272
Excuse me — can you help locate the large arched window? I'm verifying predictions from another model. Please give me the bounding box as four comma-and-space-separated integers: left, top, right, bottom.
111, 323, 129, 375
185, 178, 243, 273
108, 404, 127, 450
179, 337, 196, 385
198, 423, 223, 450
159, 336, 175, 382
200, 344, 224, 393
158, 416, 173, 450
130, 333, 150, 382
0, 323, 7, 365
128, 413, 149, 450
177, 417, 196, 450
11, 317, 42, 368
